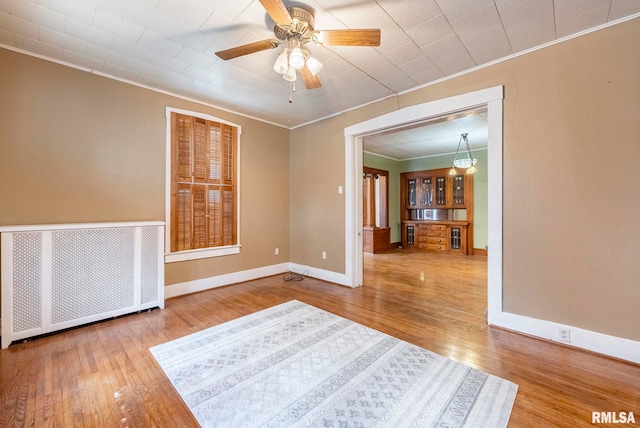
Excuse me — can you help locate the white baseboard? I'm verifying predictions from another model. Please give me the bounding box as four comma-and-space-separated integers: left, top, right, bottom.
490, 311, 640, 365
164, 263, 290, 298
288, 263, 351, 287
165, 262, 355, 300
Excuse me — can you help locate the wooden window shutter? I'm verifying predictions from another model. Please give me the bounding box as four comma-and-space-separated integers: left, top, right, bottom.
222, 124, 235, 185
193, 118, 208, 183
192, 186, 207, 248
174, 114, 192, 182
175, 184, 192, 251
222, 188, 235, 245
171, 111, 238, 253
207, 188, 222, 247
209, 123, 222, 182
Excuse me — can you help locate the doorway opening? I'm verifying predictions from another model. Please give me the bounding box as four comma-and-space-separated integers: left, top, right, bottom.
344, 86, 504, 323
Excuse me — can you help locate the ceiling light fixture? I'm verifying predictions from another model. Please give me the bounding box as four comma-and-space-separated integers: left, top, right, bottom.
305, 56, 323, 76
283, 66, 296, 82
271, 38, 323, 84
272, 48, 289, 74
288, 39, 305, 70
449, 133, 478, 175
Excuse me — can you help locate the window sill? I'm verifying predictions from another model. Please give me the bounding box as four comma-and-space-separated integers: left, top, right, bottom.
165, 245, 241, 263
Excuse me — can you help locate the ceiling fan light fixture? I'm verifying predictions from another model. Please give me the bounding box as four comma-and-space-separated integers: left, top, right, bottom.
283, 67, 297, 82
289, 46, 305, 70
273, 49, 289, 74
306, 56, 323, 76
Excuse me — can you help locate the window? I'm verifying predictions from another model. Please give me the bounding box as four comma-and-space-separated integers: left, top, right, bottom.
166, 109, 240, 261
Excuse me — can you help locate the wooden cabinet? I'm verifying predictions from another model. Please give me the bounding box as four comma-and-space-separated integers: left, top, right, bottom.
401, 168, 472, 210
363, 226, 390, 254
417, 224, 447, 251
400, 166, 474, 254
402, 221, 469, 254
434, 176, 447, 206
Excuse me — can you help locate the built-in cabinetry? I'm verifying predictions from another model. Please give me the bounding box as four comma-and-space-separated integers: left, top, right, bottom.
401, 167, 473, 254
403, 221, 468, 254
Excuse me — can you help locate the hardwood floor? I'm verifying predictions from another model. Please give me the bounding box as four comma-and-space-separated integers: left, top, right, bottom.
1, 248, 638, 427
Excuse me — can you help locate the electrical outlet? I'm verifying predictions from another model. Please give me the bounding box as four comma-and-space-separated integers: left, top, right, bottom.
322, 251, 327, 259
558, 327, 571, 343
274, 248, 279, 256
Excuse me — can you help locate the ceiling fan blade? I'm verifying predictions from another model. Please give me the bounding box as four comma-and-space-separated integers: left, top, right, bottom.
313, 29, 381, 47
215, 39, 280, 60
300, 65, 321, 90
259, 0, 293, 26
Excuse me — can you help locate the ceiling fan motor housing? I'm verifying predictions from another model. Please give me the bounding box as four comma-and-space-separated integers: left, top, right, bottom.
274, 7, 315, 44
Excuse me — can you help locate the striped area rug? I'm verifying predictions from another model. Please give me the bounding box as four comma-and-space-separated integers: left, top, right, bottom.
150, 300, 517, 427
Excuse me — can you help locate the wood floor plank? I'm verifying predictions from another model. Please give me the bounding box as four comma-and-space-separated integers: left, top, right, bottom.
1, 249, 638, 427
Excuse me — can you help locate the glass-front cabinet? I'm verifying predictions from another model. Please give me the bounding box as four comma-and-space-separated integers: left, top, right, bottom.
452, 175, 465, 206
421, 177, 433, 207
407, 178, 417, 207
435, 176, 447, 206
400, 166, 474, 254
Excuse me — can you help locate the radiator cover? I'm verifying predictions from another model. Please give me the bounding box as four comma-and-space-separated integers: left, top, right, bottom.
1, 222, 164, 348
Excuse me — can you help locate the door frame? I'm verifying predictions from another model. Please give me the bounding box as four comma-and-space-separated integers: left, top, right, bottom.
343, 86, 504, 323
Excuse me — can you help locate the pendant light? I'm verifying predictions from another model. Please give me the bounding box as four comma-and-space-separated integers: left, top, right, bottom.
449, 133, 478, 175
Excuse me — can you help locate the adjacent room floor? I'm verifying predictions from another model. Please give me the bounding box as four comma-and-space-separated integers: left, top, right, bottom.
0, 249, 638, 427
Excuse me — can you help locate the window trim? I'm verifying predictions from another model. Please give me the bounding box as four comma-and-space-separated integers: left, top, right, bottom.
164, 107, 241, 263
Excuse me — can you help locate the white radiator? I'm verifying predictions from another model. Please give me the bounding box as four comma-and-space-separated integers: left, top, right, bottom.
1, 222, 164, 348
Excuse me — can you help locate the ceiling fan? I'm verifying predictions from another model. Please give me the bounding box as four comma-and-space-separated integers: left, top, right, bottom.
215, 0, 381, 90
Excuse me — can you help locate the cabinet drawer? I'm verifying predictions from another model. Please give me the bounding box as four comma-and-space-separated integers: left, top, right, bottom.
416, 228, 429, 237
417, 236, 429, 244
427, 224, 447, 231
426, 243, 447, 251
426, 236, 447, 245
426, 229, 447, 238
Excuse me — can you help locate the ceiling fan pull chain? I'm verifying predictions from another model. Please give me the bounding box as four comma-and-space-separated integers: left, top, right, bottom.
289, 81, 295, 103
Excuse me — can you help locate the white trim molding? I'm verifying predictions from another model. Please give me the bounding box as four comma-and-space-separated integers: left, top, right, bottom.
0, 221, 164, 233
344, 86, 504, 290
288, 264, 349, 287
165, 263, 290, 299
165, 245, 240, 263
490, 312, 640, 365
164, 262, 349, 299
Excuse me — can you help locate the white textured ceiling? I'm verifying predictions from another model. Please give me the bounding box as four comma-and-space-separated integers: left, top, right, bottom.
363, 109, 488, 160
1, 0, 639, 130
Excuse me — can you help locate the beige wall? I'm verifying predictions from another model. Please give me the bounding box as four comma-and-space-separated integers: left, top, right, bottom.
0, 48, 291, 287
290, 18, 640, 341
